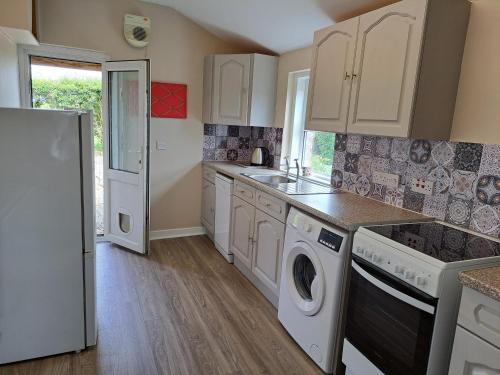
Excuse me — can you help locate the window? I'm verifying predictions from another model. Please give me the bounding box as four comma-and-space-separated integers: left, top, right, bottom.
282, 71, 335, 182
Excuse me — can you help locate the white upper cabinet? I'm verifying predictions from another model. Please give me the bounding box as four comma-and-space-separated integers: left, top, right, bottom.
213, 54, 251, 126
203, 54, 278, 127
307, 0, 470, 139
306, 18, 359, 133
348, 0, 426, 137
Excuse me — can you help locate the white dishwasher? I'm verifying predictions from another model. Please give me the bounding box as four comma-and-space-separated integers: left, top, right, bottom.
214, 173, 234, 263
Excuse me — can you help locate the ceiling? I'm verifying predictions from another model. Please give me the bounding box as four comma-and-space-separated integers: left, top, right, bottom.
142, 0, 396, 54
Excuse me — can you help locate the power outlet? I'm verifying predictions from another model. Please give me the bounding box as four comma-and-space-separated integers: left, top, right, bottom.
411, 178, 434, 195
372, 171, 400, 189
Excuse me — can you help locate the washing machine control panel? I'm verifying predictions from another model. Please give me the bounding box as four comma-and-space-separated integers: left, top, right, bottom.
318, 228, 343, 252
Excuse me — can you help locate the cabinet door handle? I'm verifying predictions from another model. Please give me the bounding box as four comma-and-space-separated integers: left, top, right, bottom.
351, 73, 358, 80
344, 72, 351, 80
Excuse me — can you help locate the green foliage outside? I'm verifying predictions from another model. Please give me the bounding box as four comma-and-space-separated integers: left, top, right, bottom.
32, 78, 103, 151
309, 132, 336, 175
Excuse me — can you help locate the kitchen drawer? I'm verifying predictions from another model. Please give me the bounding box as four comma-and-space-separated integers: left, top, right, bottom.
234, 180, 256, 205
256, 190, 286, 223
202, 167, 216, 184
458, 286, 500, 349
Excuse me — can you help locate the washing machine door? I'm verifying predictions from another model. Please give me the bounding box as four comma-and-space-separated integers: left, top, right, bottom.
285, 241, 325, 316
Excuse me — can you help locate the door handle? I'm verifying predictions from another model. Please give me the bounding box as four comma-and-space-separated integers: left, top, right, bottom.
344, 72, 351, 80
138, 146, 144, 170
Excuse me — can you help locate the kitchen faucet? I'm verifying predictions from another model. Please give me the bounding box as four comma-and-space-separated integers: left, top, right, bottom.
294, 158, 300, 180
282, 156, 290, 177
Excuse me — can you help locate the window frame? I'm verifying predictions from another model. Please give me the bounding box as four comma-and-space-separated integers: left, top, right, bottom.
281, 69, 334, 183
18, 43, 109, 108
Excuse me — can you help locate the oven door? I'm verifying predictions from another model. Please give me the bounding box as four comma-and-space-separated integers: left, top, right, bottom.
344, 255, 437, 375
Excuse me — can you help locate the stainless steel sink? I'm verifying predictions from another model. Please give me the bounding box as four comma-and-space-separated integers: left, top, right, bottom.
242, 173, 339, 195
244, 174, 296, 185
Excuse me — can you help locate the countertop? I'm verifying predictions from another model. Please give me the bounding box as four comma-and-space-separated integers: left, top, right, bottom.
203, 161, 432, 231
459, 267, 500, 302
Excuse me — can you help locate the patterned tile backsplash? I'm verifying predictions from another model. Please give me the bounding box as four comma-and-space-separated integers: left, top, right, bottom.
332, 135, 500, 238
203, 124, 283, 168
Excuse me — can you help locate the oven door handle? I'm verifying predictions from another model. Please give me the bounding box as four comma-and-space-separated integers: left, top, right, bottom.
352, 261, 435, 315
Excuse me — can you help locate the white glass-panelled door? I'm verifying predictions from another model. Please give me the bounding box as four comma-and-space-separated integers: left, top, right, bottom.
102, 60, 150, 254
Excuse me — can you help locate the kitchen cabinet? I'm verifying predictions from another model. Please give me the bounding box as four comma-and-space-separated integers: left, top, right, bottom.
230, 196, 255, 269
201, 168, 216, 238
230, 182, 287, 306
306, 0, 470, 139
306, 18, 359, 133
449, 326, 500, 375
203, 53, 278, 127
252, 210, 284, 296
449, 286, 500, 374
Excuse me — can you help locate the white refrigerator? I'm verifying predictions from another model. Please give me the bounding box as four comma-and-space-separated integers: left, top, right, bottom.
0, 107, 97, 364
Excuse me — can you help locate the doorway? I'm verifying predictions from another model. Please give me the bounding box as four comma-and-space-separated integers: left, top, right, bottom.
19, 45, 109, 237
30, 57, 104, 235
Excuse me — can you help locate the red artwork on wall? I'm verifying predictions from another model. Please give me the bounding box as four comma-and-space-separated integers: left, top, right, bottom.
151, 82, 187, 119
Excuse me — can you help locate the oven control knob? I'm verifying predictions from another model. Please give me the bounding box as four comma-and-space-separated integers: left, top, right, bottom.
404, 270, 416, 281
416, 276, 428, 287
372, 253, 383, 264
395, 265, 406, 275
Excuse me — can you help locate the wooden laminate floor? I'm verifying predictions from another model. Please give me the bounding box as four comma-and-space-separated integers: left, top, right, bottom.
0, 236, 323, 375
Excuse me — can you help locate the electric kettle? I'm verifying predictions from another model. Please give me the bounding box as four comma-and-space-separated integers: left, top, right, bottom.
251, 147, 269, 166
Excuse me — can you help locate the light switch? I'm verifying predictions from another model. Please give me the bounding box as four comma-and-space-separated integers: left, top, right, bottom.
156, 141, 168, 150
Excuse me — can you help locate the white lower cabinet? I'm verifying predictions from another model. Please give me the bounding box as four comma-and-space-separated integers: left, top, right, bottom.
230, 187, 286, 306
230, 196, 255, 269
252, 210, 284, 296
449, 286, 500, 374
449, 326, 500, 375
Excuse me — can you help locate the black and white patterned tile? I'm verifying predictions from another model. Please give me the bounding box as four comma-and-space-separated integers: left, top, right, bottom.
450, 170, 478, 200
479, 145, 500, 176
203, 124, 282, 167
431, 141, 455, 167
469, 202, 500, 237
391, 138, 411, 162
403, 186, 425, 213
369, 183, 387, 201
331, 170, 343, 189
346, 135, 362, 154
410, 140, 432, 164
216, 125, 228, 137
454, 142, 483, 172
423, 192, 449, 221
360, 136, 377, 156
375, 137, 392, 158
476, 175, 500, 206
445, 196, 473, 227
344, 153, 360, 174
355, 175, 372, 196
358, 155, 373, 176
335, 134, 347, 152
331, 134, 499, 238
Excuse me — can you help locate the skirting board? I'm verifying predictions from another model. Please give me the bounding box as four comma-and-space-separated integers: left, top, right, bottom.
150, 226, 207, 240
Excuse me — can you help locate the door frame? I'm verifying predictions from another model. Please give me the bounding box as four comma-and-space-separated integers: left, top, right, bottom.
18, 43, 109, 108
17, 43, 110, 242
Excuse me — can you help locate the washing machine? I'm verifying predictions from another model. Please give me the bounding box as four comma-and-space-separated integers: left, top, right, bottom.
278, 207, 349, 373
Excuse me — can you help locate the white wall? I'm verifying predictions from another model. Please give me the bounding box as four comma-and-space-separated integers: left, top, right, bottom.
451, 0, 500, 145
274, 46, 312, 129
38, 0, 243, 231
0, 31, 21, 107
